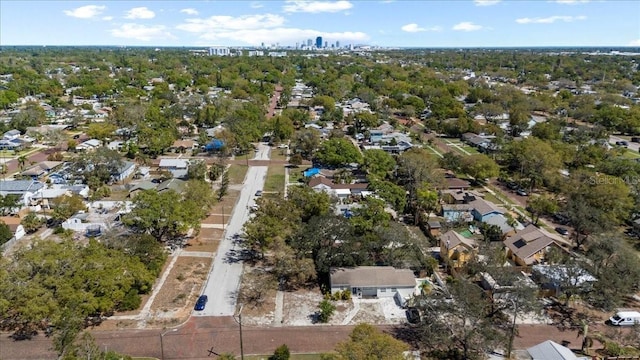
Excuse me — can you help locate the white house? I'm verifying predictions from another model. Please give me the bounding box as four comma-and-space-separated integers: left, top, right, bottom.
330, 266, 416, 298
0, 216, 26, 241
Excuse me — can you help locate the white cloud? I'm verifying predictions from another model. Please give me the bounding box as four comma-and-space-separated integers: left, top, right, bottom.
474, 0, 500, 6
102, 16, 113, 21
250, 2, 264, 8
110, 23, 175, 41
283, 1, 353, 13
554, 0, 589, 4
177, 14, 286, 32
176, 13, 366, 46
452, 22, 483, 31
63, 5, 106, 19
629, 39, 640, 46
124, 7, 155, 19
516, 15, 586, 24
401, 23, 442, 33
180, 8, 199, 16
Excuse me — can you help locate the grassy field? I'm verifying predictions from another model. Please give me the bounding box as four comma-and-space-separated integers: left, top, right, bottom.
269, 147, 288, 161
227, 165, 249, 185
264, 165, 285, 193
288, 166, 306, 184
622, 149, 640, 159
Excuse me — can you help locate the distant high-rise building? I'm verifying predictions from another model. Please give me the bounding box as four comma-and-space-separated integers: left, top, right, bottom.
261, 42, 265, 48
336, 41, 340, 48
315, 36, 323, 48
307, 39, 312, 47
324, 41, 328, 48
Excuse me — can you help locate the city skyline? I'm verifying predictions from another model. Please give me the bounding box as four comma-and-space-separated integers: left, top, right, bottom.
1, 1, 639, 48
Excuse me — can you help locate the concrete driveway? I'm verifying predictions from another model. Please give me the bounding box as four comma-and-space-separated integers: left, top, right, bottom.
194, 143, 270, 317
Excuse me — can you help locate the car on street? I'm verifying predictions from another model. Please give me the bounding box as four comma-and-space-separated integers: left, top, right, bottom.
516, 188, 528, 196
615, 141, 629, 147
555, 227, 569, 236
194, 295, 208, 311
506, 181, 519, 190
255, 190, 262, 196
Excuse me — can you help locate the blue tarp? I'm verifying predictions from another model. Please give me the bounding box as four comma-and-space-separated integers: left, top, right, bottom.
303, 168, 320, 177
205, 139, 225, 151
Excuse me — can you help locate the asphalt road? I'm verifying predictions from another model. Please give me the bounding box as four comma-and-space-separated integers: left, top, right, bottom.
194, 143, 270, 317
609, 134, 640, 153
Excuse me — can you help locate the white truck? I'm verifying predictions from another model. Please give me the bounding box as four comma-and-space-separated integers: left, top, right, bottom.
609, 311, 640, 326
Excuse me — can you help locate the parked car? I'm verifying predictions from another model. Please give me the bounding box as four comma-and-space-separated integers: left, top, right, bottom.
555, 227, 569, 236
406, 307, 421, 324
194, 295, 208, 311
615, 141, 629, 147
516, 188, 528, 196
631, 137, 640, 143
506, 181, 519, 190
609, 311, 640, 326
255, 190, 263, 196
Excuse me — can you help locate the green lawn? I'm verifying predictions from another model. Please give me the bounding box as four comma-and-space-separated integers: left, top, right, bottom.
227, 165, 249, 185
264, 165, 285, 193
288, 166, 305, 184
622, 150, 640, 159
270, 147, 288, 161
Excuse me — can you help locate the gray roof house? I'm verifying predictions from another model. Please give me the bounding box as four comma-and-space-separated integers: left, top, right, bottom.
0, 180, 44, 195
527, 340, 587, 360
330, 266, 416, 298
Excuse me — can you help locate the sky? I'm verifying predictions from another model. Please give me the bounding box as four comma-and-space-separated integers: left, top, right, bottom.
1, 0, 639, 48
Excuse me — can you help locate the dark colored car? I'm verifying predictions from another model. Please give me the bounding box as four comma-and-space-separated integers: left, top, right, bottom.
194, 295, 208, 311
506, 181, 519, 190
255, 190, 263, 196
631, 137, 640, 143
406, 308, 421, 324
555, 227, 569, 236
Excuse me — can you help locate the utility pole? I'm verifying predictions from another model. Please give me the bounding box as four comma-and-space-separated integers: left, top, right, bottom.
160, 328, 177, 360
507, 299, 518, 359
234, 304, 245, 360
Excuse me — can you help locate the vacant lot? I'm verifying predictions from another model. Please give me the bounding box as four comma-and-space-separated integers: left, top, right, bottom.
148, 256, 212, 324
264, 165, 285, 193
228, 165, 249, 185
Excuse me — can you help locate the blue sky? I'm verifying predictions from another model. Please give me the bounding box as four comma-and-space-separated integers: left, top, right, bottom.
1, 1, 639, 47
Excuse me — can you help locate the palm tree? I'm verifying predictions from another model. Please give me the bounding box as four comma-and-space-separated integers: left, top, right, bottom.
17, 155, 26, 170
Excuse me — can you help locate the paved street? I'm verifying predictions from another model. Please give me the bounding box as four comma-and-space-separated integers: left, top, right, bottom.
195, 143, 270, 317
609, 134, 640, 152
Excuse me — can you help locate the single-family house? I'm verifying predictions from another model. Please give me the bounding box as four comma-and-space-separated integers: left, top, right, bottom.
440, 230, 478, 268
76, 139, 101, 151
111, 161, 136, 182
128, 180, 156, 198
20, 161, 63, 180
107, 140, 124, 151
0, 216, 26, 241
531, 265, 596, 298
62, 212, 107, 234
157, 178, 186, 193
308, 177, 368, 201
503, 225, 563, 266
158, 158, 189, 178
442, 190, 481, 204
441, 204, 474, 222
0, 180, 44, 207
426, 220, 442, 237
526, 340, 586, 360
370, 130, 384, 143
3, 129, 21, 140
330, 266, 416, 298
135, 166, 150, 179
469, 198, 504, 222
444, 177, 471, 190
483, 214, 517, 238
170, 139, 196, 152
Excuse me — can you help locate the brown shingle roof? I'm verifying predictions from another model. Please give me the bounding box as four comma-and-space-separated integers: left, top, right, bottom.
330, 266, 415, 288
504, 224, 558, 265
440, 230, 477, 250
469, 198, 503, 216
0, 216, 21, 232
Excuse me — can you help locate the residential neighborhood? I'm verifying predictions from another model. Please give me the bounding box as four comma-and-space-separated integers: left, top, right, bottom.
0, 6, 640, 360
